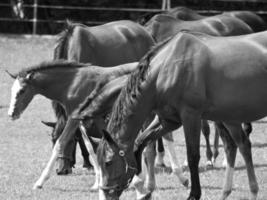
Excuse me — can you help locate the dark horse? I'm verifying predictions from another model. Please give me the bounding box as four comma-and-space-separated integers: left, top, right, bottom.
143, 13, 253, 166
51, 20, 154, 174
139, 6, 266, 33
144, 13, 253, 42
73, 30, 267, 200
167, 6, 267, 32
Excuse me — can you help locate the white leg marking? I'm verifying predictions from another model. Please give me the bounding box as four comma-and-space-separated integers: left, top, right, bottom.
33, 140, 60, 189
132, 175, 151, 200
222, 152, 227, 168
79, 124, 100, 191
221, 164, 234, 200
164, 138, 188, 186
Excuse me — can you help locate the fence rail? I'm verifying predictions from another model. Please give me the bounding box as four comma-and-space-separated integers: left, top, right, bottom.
1, 0, 267, 35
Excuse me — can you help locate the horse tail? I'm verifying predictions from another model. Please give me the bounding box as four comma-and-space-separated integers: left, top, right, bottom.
53, 20, 76, 60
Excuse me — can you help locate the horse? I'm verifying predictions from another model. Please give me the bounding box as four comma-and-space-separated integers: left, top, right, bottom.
143, 13, 253, 165
51, 20, 154, 174
166, 6, 267, 32
7, 60, 141, 190
71, 30, 267, 200
144, 13, 253, 42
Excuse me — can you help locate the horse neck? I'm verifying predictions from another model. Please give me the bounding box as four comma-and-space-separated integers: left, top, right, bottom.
33, 68, 79, 105
107, 73, 157, 151
105, 62, 138, 78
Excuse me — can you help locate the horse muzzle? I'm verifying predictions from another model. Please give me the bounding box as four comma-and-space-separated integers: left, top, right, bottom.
8, 111, 20, 121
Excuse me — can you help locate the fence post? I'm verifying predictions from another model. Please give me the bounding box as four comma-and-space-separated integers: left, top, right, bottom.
162, 0, 171, 10
33, 0, 38, 34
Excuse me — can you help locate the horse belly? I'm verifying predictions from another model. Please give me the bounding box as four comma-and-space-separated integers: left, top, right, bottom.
204, 77, 267, 122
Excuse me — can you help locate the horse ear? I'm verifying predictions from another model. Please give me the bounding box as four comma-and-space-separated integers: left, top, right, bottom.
5, 70, 16, 79
102, 129, 118, 148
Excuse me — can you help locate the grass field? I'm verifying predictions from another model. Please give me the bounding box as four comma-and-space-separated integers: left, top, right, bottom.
1, 35, 267, 200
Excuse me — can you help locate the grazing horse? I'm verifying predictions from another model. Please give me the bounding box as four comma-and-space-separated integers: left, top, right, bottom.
51, 20, 154, 174
144, 13, 253, 42
7, 60, 139, 190
144, 13, 253, 166
72, 30, 267, 200
165, 6, 267, 32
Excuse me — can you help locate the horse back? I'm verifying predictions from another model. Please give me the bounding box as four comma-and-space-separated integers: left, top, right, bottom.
201, 15, 253, 36
68, 20, 154, 66
168, 6, 206, 20
224, 11, 267, 32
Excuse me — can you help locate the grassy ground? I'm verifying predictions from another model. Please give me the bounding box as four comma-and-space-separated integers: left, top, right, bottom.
0, 35, 267, 200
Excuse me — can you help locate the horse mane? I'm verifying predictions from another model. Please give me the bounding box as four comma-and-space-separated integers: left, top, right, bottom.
107, 36, 173, 134
53, 20, 88, 60
17, 60, 90, 77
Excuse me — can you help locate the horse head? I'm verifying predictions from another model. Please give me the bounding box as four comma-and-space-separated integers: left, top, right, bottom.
8, 71, 35, 120
97, 129, 137, 200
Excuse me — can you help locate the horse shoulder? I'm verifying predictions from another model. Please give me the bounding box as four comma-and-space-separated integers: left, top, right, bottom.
156, 32, 210, 97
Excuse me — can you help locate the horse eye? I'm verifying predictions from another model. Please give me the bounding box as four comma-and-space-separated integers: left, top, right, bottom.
20, 89, 25, 94
105, 160, 113, 167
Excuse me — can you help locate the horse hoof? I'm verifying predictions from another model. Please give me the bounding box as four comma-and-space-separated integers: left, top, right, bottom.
137, 192, 152, 200
83, 159, 93, 169
155, 163, 167, 169
182, 179, 189, 188
205, 161, 214, 169
33, 184, 42, 190
187, 196, 199, 200
56, 167, 72, 175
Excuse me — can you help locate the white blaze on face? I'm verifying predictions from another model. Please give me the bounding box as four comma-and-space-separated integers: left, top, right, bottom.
8, 79, 23, 118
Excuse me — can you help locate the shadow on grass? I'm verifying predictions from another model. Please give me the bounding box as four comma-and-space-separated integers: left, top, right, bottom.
0, 105, 8, 109
154, 163, 267, 175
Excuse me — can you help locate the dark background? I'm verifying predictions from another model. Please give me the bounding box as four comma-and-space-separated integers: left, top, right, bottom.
1, 0, 267, 34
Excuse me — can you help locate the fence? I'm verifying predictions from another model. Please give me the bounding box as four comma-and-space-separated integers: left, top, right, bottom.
1, 0, 267, 35
0, 0, 171, 35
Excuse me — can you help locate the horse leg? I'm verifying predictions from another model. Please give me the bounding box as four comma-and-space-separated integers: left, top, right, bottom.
132, 144, 153, 200
33, 118, 79, 189
181, 109, 201, 200
79, 122, 100, 191
223, 122, 258, 200
212, 123, 220, 165
201, 120, 213, 167
163, 132, 188, 187
144, 142, 156, 192
155, 138, 166, 168
56, 137, 76, 175
76, 129, 92, 169
51, 102, 74, 175
215, 122, 237, 200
